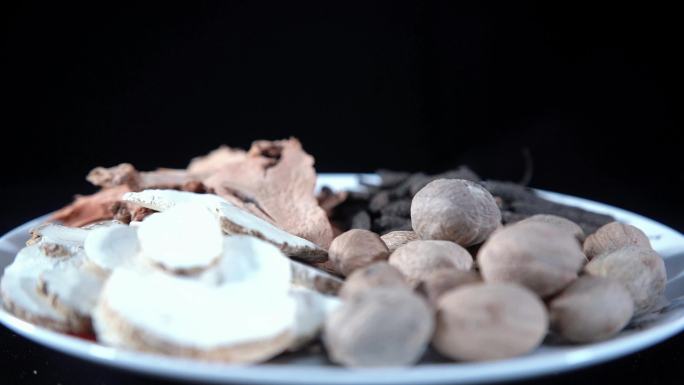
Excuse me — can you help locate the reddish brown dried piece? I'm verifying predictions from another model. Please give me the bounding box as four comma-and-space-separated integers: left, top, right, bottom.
52, 185, 131, 227
201, 138, 333, 248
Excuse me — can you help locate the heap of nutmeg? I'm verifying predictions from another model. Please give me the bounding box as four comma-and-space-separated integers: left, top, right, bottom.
322, 178, 667, 367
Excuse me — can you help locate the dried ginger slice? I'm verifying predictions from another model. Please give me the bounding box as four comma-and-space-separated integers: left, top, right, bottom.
199, 138, 333, 248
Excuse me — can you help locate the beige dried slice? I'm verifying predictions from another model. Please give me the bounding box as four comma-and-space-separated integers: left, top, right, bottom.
200, 139, 334, 248
93, 268, 297, 363
123, 189, 327, 262
28, 223, 89, 248
290, 259, 344, 295
1, 244, 72, 332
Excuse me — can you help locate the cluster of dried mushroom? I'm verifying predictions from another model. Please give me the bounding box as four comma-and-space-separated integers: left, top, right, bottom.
0, 139, 667, 367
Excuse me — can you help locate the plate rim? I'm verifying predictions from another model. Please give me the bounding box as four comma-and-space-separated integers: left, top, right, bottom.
1, 174, 683, 384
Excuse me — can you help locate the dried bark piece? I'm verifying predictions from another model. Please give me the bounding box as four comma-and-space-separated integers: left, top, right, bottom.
187, 145, 248, 176
51, 185, 132, 227
201, 139, 333, 248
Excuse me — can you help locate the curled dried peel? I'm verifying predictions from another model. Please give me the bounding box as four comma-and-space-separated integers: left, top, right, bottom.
123, 190, 327, 262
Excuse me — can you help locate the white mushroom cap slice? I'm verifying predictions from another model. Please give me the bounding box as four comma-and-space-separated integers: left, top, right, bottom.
198, 235, 292, 294
137, 203, 223, 273
38, 261, 104, 320
29, 223, 89, 247
94, 268, 297, 362
1, 244, 68, 329
124, 190, 327, 262
84, 224, 140, 273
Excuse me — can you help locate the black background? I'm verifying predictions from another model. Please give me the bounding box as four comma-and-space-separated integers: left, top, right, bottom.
1, 2, 682, 384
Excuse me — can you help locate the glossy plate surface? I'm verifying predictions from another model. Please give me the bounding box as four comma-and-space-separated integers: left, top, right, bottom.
1, 173, 683, 384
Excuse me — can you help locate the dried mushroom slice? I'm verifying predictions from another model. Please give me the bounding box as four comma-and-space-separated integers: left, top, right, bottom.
93, 268, 298, 363
123, 190, 327, 262
137, 203, 224, 274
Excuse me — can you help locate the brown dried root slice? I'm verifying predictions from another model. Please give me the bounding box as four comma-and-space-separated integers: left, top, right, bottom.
549, 276, 634, 343
83, 224, 140, 274
328, 229, 389, 276
380, 230, 419, 254
416, 269, 481, 307
432, 283, 548, 361
323, 287, 434, 367
477, 221, 586, 297
389, 240, 473, 288
339, 262, 409, 299
199, 139, 334, 248
517, 214, 586, 243
584, 246, 666, 315
123, 190, 327, 263
93, 268, 298, 363
288, 287, 341, 351
583, 222, 651, 260
411, 179, 501, 246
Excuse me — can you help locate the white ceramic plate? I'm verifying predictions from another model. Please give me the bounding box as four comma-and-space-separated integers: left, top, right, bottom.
1, 173, 683, 384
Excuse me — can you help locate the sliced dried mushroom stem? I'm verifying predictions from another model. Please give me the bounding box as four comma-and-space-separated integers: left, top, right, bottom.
123, 190, 327, 262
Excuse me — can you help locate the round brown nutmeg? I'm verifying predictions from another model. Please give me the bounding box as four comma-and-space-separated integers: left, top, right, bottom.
584, 245, 666, 315
583, 222, 651, 259
323, 287, 434, 367
549, 276, 634, 343
339, 262, 409, 299
517, 214, 585, 242
411, 179, 501, 246
328, 229, 389, 276
477, 221, 586, 297
389, 240, 473, 287
432, 283, 548, 361
381, 231, 420, 254
416, 269, 481, 307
